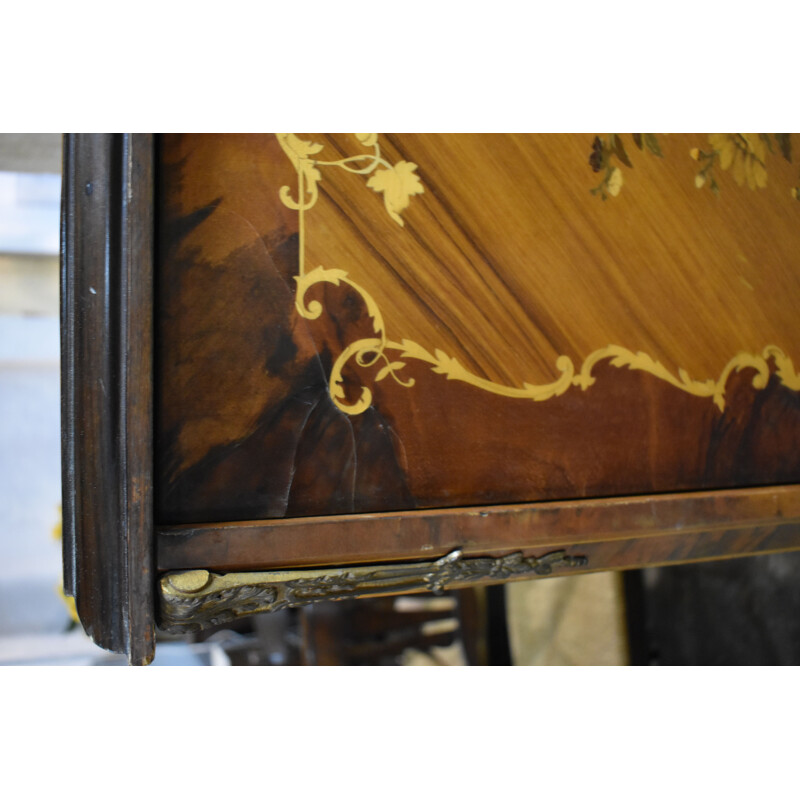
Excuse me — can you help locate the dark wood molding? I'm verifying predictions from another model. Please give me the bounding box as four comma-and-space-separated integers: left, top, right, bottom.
157, 484, 800, 573
61, 133, 155, 665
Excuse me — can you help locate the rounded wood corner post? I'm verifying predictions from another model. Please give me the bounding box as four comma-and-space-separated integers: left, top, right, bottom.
61, 133, 156, 665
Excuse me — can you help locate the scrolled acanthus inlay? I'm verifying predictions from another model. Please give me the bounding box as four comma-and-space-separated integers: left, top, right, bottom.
158, 549, 588, 634
276, 133, 800, 416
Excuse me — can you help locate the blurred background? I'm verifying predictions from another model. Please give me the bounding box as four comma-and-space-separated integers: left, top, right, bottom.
0, 134, 76, 663
2, 133, 799, 666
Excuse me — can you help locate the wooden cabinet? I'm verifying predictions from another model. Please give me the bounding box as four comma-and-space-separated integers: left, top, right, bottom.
62, 133, 800, 663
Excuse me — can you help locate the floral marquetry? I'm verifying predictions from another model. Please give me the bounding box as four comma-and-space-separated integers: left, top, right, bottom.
277, 133, 800, 417
590, 133, 796, 199
156, 133, 800, 525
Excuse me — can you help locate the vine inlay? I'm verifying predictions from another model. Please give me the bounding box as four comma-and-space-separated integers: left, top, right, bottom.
276, 133, 800, 415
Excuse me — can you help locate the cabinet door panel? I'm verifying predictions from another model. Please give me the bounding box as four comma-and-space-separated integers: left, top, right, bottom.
155, 134, 800, 524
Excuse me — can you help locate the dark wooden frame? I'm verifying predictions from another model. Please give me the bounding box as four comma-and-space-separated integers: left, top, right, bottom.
61, 133, 155, 665
62, 132, 800, 663
157, 484, 800, 573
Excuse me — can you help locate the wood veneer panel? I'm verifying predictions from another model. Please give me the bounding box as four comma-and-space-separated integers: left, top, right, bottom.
155, 134, 800, 525
157, 484, 800, 571
304, 134, 800, 388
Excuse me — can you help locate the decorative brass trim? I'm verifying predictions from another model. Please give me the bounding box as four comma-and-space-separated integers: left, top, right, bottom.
277, 134, 800, 415
158, 549, 588, 634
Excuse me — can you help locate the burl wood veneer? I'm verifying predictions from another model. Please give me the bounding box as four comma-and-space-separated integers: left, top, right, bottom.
155, 134, 800, 529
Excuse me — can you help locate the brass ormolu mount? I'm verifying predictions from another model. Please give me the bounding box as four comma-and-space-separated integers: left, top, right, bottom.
159, 549, 588, 634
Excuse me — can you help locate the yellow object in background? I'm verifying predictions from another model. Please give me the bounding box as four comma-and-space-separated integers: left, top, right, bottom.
52, 506, 79, 624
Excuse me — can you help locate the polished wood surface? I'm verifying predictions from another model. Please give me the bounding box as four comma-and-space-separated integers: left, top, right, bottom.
303, 134, 800, 388
61, 134, 155, 664
62, 132, 800, 659
156, 134, 800, 524
157, 484, 800, 571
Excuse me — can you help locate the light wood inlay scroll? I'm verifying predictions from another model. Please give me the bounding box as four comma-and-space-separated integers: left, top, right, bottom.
277, 133, 800, 415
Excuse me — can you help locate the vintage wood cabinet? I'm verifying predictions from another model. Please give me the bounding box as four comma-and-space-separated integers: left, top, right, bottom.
61, 133, 800, 664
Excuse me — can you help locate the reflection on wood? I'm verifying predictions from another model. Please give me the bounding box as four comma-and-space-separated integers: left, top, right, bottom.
155, 134, 800, 524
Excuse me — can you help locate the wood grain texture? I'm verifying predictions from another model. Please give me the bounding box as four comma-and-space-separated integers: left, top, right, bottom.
61, 134, 155, 665
155, 134, 800, 525
156, 484, 800, 571
157, 501, 800, 635
302, 134, 800, 389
